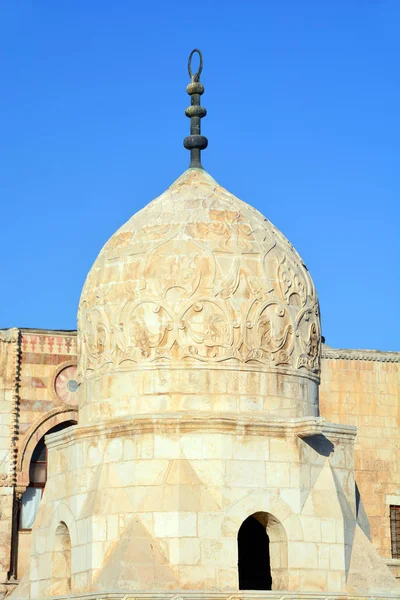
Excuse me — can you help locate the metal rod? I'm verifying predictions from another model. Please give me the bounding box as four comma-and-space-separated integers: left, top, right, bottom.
184, 49, 208, 169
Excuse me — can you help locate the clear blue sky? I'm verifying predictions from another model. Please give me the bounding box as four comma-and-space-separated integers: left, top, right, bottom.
0, 1, 399, 351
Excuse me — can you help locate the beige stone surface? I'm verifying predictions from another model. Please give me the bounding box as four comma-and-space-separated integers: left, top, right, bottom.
77, 169, 321, 424
16, 532, 32, 582
320, 349, 400, 564
0, 328, 77, 595
15, 412, 396, 597
346, 526, 399, 595
3, 169, 400, 600
0, 329, 19, 588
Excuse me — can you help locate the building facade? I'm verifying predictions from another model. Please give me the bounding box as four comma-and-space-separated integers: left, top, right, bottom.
1, 53, 399, 600
0, 170, 399, 598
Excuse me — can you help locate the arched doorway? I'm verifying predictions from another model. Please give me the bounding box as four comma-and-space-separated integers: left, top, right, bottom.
237, 511, 288, 591
50, 522, 72, 596
238, 514, 272, 590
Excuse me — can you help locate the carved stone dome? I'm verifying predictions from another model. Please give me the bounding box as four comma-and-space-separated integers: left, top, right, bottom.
77, 169, 321, 423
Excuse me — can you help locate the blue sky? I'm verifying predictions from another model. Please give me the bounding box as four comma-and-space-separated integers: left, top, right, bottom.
0, 1, 398, 351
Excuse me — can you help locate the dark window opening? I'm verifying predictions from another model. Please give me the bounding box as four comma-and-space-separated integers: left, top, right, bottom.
238, 515, 272, 590
390, 505, 400, 559
19, 421, 76, 531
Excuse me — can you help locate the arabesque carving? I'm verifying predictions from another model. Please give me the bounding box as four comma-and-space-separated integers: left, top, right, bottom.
78, 170, 321, 380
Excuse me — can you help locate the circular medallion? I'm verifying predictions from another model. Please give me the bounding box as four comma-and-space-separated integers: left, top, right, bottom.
53, 363, 79, 406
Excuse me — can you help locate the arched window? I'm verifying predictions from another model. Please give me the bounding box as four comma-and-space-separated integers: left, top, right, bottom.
237, 512, 288, 591
19, 421, 76, 530
238, 514, 272, 590
51, 522, 72, 596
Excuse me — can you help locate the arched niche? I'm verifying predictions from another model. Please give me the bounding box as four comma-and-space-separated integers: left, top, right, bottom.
238, 511, 288, 591
50, 522, 72, 596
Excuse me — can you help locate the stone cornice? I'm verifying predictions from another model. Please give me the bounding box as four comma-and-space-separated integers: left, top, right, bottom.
0, 328, 19, 344
5, 330, 398, 363
322, 422, 358, 441
322, 344, 400, 363
45, 414, 357, 451
33, 591, 399, 600
1, 327, 77, 336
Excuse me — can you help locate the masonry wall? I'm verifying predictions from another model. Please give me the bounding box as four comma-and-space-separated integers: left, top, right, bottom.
27, 422, 360, 597
319, 348, 400, 577
0, 329, 77, 597
1, 331, 400, 592
15, 330, 78, 582
18, 332, 76, 439
0, 330, 19, 592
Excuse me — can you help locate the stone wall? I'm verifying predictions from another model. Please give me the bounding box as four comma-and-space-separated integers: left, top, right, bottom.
15, 330, 78, 490
319, 346, 400, 576
1, 331, 400, 593
0, 329, 20, 590
26, 417, 361, 597
0, 328, 77, 596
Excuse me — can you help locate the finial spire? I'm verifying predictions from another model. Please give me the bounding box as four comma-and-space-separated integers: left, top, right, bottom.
184, 49, 208, 169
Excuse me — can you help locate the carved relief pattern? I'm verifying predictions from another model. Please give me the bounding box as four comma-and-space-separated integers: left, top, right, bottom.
53, 363, 79, 407
78, 170, 321, 379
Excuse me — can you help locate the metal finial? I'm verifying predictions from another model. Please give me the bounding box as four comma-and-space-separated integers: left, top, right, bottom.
184, 49, 208, 169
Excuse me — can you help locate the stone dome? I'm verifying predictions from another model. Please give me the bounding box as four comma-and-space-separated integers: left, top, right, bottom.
77, 168, 321, 423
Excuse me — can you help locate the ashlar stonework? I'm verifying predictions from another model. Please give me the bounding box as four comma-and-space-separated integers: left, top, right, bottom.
2, 168, 399, 600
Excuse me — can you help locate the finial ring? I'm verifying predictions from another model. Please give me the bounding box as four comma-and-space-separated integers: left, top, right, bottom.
188, 49, 203, 82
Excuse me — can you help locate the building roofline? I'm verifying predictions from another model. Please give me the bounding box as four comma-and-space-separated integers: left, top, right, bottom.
0, 327, 77, 336
1, 329, 398, 361
322, 344, 400, 363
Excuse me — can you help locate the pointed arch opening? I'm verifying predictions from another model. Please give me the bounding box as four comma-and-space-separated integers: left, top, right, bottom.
50, 522, 72, 596
237, 511, 288, 591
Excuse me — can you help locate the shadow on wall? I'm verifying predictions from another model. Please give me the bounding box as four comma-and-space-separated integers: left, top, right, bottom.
355, 482, 371, 539
302, 434, 334, 457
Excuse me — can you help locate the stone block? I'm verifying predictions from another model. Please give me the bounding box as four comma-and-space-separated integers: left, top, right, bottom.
91, 515, 107, 542
168, 538, 201, 565
154, 435, 180, 459
317, 542, 330, 569
106, 514, 119, 540
190, 460, 225, 485
153, 512, 197, 537
270, 437, 299, 462
198, 512, 223, 538
288, 542, 318, 569
233, 436, 269, 460
327, 569, 344, 591
202, 434, 233, 459
320, 518, 337, 543
301, 569, 328, 592
266, 461, 291, 487
201, 538, 236, 567
301, 515, 321, 542
177, 565, 216, 588
226, 460, 265, 487
218, 568, 238, 589
329, 544, 345, 570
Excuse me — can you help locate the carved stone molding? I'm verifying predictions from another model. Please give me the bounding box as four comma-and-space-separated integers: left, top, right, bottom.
51, 360, 79, 407
45, 414, 357, 451
322, 344, 400, 363
27, 591, 397, 600
77, 170, 321, 382
0, 328, 21, 487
